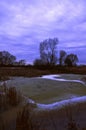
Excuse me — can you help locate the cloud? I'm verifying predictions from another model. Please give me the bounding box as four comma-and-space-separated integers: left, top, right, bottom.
0, 0, 86, 64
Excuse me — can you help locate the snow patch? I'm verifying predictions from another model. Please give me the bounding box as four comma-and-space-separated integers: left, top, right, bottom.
41, 75, 85, 85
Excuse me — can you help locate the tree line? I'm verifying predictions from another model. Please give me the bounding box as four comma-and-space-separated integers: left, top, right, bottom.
0, 37, 79, 66
0, 51, 26, 66
34, 38, 78, 67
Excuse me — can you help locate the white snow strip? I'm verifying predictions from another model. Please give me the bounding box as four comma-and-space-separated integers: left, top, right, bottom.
41, 75, 85, 85
37, 96, 86, 110
41, 74, 61, 80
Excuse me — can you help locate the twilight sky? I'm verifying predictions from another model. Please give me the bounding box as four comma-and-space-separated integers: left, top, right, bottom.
0, 0, 86, 64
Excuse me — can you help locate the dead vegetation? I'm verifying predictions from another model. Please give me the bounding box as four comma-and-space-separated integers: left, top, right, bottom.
1, 95, 86, 130
0, 81, 22, 112
0, 66, 86, 78
16, 104, 34, 130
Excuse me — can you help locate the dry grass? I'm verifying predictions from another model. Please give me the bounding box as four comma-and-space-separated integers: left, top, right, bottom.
0, 82, 22, 112
16, 104, 34, 130
1, 95, 86, 130
0, 67, 50, 77
31, 101, 86, 130
0, 66, 86, 78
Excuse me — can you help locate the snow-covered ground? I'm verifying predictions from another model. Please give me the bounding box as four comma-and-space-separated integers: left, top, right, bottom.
41, 74, 85, 85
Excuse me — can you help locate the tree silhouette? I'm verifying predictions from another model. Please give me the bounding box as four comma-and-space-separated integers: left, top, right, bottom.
0, 51, 16, 65
65, 54, 78, 66
39, 38, 58, 65
59, 50, 67, 66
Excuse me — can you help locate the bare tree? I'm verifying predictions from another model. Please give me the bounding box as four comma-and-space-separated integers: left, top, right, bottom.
59, 50, 67, 66
65, 54, 78, 66
40, 38, 58, 65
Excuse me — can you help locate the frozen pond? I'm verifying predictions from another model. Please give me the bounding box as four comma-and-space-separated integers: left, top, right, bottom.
23, 74, 86, 109
0, 74, 86, 107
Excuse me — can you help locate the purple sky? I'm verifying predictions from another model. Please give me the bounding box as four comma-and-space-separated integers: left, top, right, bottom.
0, 0, 86, 64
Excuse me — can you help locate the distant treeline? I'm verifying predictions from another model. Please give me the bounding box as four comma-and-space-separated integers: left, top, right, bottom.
0, 38, 80, 67
0, 51, 26, 66
34, 38, 79, 67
